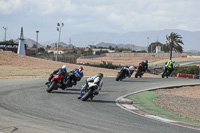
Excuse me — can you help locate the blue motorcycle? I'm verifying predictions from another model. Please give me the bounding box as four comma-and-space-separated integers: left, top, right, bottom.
116, 67, 129, 81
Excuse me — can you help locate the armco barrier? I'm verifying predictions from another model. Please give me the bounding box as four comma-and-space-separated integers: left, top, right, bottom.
177, 73, 199, 79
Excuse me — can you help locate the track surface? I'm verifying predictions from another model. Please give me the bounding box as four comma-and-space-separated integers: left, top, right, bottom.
0, 77, 200, 133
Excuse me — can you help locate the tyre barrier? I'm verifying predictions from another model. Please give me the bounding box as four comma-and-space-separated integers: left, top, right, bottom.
177, 73, 199, 79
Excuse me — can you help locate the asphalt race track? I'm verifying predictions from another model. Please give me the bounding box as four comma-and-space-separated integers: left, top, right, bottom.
0, 77, 200, 133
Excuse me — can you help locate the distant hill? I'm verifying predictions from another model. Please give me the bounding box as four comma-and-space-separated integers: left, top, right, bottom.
62, 29, 200, 51
185, 50, 200, 54
96, 42, 146, 51
14, 38, 43, 48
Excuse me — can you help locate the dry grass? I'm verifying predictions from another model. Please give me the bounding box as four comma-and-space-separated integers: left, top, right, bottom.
77, 56, 167, 66
0, 50, 163, 79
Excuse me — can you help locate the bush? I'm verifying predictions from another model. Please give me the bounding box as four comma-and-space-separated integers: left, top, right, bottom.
172, 65, 199, 76
95, 50, 108, 55
99, 61, 118, 69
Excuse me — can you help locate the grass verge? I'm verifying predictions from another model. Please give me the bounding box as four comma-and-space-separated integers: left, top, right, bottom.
127, 91, 200, 127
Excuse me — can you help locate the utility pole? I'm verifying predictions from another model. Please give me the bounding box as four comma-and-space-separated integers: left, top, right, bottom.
147, 37, 149, 53
36, 30, 39, 46
56, 23, 64, 61
3, 27, 8, 41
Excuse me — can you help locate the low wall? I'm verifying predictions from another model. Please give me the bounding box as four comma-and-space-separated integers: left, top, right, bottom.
177, 73, 199, 79
105, 53, 181, 57
187, 56, 200, 58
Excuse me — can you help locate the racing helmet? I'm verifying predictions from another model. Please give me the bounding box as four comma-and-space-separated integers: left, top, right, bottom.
78, 66, 83, 70
97, 73, 104, 79
78, 66, 83, 72
62, 65, 67, 70
145, 60, 148, 63
129, 65, 135, 71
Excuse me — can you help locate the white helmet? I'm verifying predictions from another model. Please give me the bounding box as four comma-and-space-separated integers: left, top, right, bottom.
62, 65, 67, 70
129, 65, 135, 70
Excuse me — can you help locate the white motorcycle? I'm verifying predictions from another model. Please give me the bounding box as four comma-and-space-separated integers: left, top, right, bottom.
79, 78, 103, 101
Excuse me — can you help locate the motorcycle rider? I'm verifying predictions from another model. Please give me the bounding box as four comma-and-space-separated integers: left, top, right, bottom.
67, 66, 84, 85
164, 60, 174, 76
78, 73, 104, 99
46, 65, 68, 89
139, 60, 149, 74
124, 65, 135, 78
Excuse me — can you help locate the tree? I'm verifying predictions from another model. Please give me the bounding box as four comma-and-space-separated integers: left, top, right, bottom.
148, 42, 164, 53
86, 48, 93, 56
32, 44, 38, 48
165, 32, 184, 60
38, 47, 45, 53
0, 40, 15, 44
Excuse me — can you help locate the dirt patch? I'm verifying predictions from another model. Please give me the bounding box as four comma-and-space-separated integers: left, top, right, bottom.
153, 86, 200, 122
0, 50, 121, 78
0, 50, 161, 79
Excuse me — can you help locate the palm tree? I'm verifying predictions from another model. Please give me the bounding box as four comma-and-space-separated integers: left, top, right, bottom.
166, 32, 184, 60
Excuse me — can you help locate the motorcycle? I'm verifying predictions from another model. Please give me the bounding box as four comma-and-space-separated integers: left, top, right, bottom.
46, 74, 64, 93
65, 71, 81, 88
116, 67, 128, 81
161, 67, 172, 78
79, 79, 102, 101
135, 65, 144, 78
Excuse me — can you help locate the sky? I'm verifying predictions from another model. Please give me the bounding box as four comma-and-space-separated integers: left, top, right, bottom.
0, 0, 200, 45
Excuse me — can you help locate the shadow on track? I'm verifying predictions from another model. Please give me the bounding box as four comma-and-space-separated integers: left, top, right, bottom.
86, 99, 115, 104
51, 91, 79, 95
66, 88, 80, 91
118, 80, 152, 82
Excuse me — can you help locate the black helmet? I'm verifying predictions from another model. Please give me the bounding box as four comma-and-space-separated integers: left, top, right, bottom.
145, 60, 148, 63
97, 73, 103, 79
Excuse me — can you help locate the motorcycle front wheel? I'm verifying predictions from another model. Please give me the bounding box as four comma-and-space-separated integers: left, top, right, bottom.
135, 70, 140, 78
161, 70, 166, 78
116, 72, 122, 81
81, 89, 93, 101
46, 81, 57, 93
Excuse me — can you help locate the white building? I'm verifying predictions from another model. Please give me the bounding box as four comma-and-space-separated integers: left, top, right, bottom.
156, 46, 162, 53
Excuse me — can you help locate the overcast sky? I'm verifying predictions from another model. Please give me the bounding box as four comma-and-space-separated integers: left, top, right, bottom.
0, 0, 200, 45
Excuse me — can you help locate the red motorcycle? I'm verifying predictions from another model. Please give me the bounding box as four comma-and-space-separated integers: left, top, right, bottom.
46, 74, 64, 93
135, 65, 144, 78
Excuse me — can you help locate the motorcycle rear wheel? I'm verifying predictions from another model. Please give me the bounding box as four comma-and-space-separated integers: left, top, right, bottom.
46, 81, 57, 93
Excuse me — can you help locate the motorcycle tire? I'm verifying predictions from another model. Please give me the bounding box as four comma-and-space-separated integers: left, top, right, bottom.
116, 73, 122, 81
65, 79, 71, 88
161, 70, 166, 78
135, 70, 140, 78
81, 89, 93, 101
46, 81, 57, 93
161, 72, 165, 78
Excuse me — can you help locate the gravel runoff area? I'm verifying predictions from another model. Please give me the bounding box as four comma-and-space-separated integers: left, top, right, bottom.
0, 50, 200, 123
153, 86, 200, 122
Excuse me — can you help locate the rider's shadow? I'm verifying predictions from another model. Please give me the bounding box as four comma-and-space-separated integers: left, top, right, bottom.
86, 99, 115, 104
66, 88, 81, 91
52, 91, 79, 95
121, 80, 151, 82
